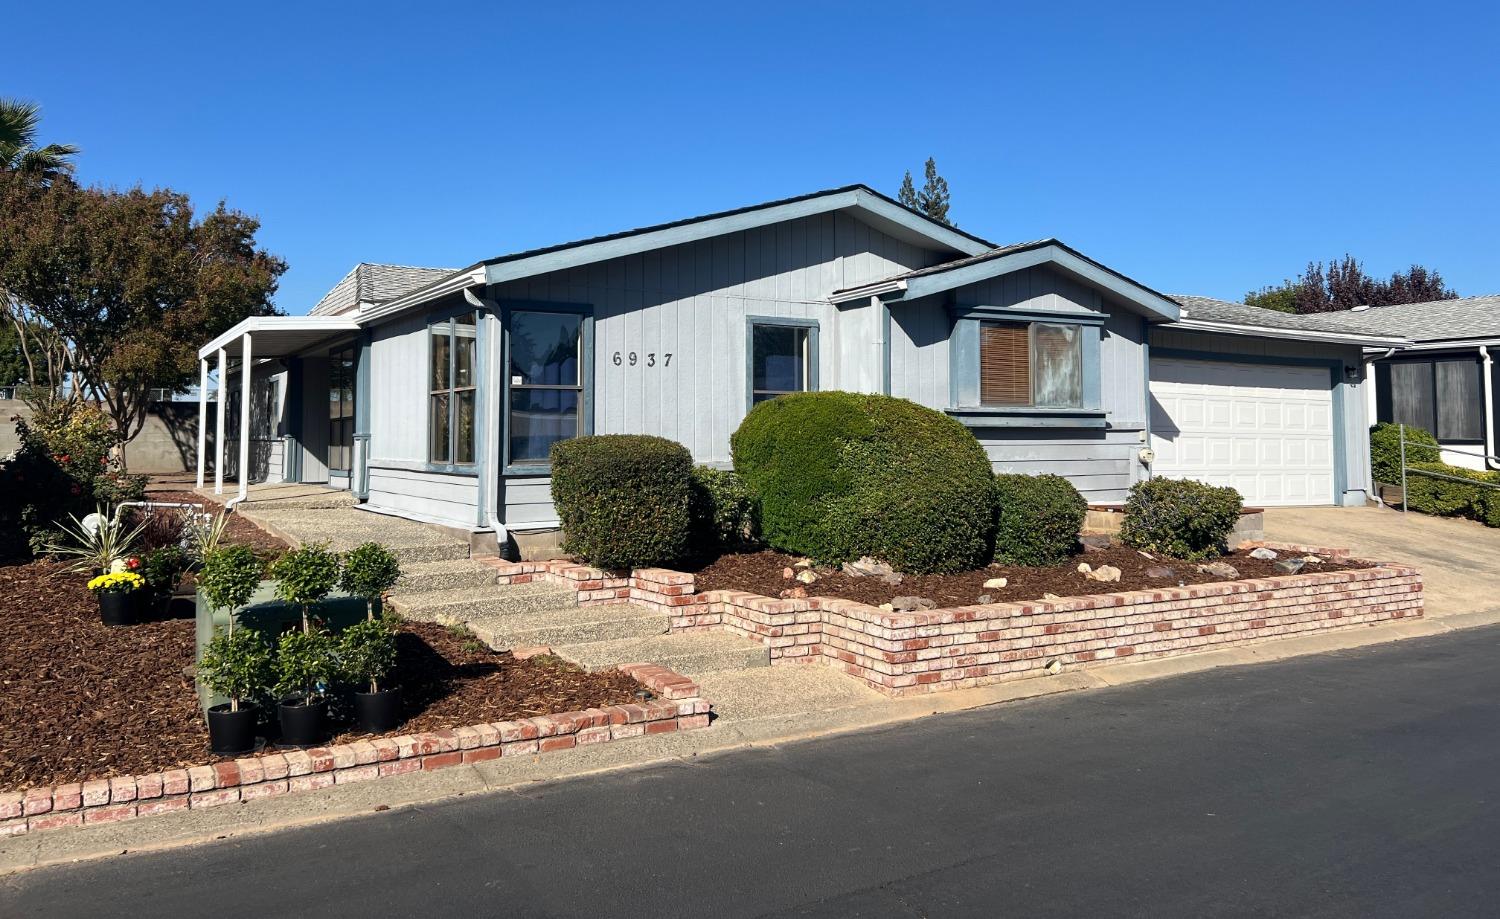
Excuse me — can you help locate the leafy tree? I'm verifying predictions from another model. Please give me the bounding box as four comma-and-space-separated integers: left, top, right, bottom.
0, 98, 77, 184
0, 318, 25, 387
1245, 255, 1459, 314
0, 175, 286, 454
896, 157, 955, 227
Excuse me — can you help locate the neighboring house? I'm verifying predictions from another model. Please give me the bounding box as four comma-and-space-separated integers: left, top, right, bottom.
1288, 296, 1499, 472
195, 185, 1408, 552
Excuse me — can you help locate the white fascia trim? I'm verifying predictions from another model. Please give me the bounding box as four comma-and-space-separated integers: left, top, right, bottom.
197, 316, 361, 359
356, 267, 487, 325
1395, 337, 1500, 351
1171, 317, 1411, 349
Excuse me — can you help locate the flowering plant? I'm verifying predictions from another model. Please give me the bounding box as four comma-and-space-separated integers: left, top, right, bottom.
87, 571, 146, 594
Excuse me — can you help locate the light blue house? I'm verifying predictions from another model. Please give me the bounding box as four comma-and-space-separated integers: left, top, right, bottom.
196, 186, 1408, 554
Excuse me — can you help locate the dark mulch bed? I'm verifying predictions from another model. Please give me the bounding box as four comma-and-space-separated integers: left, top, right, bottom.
688, 545, 1370, 609
149, 489, 290, 557
0, 561, 643, 792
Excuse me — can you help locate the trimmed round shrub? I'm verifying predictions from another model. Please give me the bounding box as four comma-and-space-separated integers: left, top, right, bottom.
992, 473, 1086, 566
1119, 477, 1243, 561
688, 466, 759, 552
1370, 422, 1440, 486
551, 434, 694, 569
730, 392, 994, 573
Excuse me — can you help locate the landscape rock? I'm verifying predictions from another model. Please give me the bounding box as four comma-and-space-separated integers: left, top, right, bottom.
794, 558, 815, 570
1085, 564, 1122, 583
983, 577, 1008, 589
842, 556, 895, 578
781, 567, 795, 580
1274, 558, 1307, 575
880, 573, 905, 586
1079, 534, 1113, 552
795, 569, 819, 585
1302, 555, 1325, 564
1042, 593, 1062, 600
977, 594, 993, 605
779, 586, 809, 599
1196, 561, 1240, 580
1077, 562, 1093, 574
1145, 566, 1177, 580
890, 595, 936, 612
878, 602, 894, 612
1249, 547, 1279, 560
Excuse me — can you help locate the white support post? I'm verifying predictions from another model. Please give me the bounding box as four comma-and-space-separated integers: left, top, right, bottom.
195, 358, 208, 488
214, 348, 227, 495
237, 333, 252, 504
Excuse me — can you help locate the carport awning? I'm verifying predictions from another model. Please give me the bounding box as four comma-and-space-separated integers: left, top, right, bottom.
197, 316, 361, 360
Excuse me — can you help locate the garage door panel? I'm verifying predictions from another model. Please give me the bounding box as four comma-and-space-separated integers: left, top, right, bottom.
1150, 358, 1335, 506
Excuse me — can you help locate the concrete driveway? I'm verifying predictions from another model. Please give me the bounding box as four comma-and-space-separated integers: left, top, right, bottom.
1264, 505, 1500, 619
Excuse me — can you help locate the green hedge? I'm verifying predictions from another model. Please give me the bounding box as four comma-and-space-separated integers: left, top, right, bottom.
730, 392, 994, 573
551, 434, 694, 569
688, 466, 759, 551
992, 473, 1086, 566
1119, 477, 1243, 560
1405, 461, 1500, 527
1369, 422, 1440, 486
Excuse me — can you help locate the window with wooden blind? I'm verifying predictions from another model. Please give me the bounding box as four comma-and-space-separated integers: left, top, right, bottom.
979, 321, 1082, 408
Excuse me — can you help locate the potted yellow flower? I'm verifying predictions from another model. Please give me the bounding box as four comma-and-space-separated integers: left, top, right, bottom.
87, 571, 146, 626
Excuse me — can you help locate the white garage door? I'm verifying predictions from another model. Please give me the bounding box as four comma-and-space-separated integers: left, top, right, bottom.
1149, 358, 1335, 506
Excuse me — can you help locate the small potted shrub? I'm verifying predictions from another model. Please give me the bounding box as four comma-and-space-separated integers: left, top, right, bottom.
199, 545, 265, 634
339, 616, 402, 733
198, 627, 274, 754
140, 545, 189, 614
274, 627, 338, 746
339, 542, 402, 622
87, 570, 146, 626
272, 542, 341, 633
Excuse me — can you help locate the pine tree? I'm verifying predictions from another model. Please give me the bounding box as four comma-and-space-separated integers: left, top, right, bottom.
898, 171, 918, 210
916, 158, 952, 226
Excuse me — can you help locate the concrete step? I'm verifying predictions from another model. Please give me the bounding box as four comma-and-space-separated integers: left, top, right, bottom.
395, 559, 498, 594
555, 632, 771, 677
469, 604, 668, 651
227, 485, 359, 510
388, 582, 578, 622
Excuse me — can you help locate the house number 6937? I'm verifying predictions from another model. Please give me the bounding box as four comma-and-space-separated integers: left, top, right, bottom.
612, 351, 672, 367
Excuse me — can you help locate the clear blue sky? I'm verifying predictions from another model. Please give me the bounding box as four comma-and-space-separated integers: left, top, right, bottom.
8, 0, 1498, 313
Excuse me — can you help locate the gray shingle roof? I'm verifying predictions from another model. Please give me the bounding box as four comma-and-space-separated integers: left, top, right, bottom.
310, 264, 458, 316
1281, 295, 1500, 343
1170, 295, 1403, 335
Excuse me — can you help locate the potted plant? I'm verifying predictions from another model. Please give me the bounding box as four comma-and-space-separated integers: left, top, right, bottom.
87, 570, 146, 625
198, 627, 273, 754
339, 616, 402, 733
272, 542, 341, 633
45, 504, 147, 577
274, 627, 338, 745
140, 545, 189, 614
199, 545, 265, 635
339, 542, 402, 622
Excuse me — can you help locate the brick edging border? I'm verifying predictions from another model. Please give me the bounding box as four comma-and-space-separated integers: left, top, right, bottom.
480, 543, 1423, 696
0, 664, 709, 838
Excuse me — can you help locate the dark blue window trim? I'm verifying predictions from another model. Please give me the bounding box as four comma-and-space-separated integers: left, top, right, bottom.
500, 300, 594, 477
745, 315, 820, 411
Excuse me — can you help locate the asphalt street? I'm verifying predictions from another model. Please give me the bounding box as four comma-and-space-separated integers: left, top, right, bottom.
7, 625, 1500, 918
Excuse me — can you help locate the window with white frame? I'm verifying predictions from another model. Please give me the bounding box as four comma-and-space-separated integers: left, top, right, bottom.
979, 321, 1082, 408
429, 313, 477, 465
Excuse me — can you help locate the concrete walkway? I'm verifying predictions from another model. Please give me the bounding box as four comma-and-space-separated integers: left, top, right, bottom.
1263, 505, 1500, 619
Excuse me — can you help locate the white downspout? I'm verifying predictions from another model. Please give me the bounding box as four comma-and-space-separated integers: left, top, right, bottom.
214, 348, 227, 495
1481, 345, 1496, 470
228, 333, 253, 510
195, 358, 208, 488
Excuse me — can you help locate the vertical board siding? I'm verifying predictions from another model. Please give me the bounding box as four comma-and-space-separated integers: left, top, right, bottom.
888, 295, 952, 408
1100, 309, 1147, 424
485, 211, 947, 527
369, 312, 431, 464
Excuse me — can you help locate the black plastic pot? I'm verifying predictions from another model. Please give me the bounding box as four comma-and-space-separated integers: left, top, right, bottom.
98, 590, 138, 626
353, 686, 403, 734
277, 695, 328, 746
207, 702, 259, 754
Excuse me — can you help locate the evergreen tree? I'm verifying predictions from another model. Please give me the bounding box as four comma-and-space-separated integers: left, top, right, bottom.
896, 158, 955, 226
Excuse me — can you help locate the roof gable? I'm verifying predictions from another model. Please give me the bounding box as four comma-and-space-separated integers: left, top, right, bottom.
310, 263, 457, 316
832, 239, 1182, 323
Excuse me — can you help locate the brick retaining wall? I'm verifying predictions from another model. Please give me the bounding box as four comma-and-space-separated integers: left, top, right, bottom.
0, 664, 709, 838
484, 547, 1422, 696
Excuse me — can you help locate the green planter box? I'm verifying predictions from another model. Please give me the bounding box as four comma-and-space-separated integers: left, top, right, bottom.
193, 580, 380, 711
